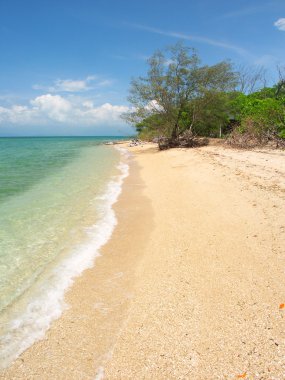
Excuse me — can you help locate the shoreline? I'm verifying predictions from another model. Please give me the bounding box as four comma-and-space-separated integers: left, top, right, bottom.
1, 145, 153, 379
0, 144, 130, 370
2, 143, 285, 379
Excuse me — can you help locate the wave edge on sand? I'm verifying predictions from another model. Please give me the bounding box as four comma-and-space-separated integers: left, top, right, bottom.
0, 147, 130, 369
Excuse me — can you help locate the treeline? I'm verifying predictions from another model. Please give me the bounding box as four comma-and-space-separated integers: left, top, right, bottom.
123, 43, 285, 149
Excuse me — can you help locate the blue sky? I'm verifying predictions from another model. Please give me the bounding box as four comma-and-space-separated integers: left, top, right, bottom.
0, 0, 285, 136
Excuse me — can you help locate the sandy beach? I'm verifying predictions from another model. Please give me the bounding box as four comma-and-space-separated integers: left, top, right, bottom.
2, 143, 285, 379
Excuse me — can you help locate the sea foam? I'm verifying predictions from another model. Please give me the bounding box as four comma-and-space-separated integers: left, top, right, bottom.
0, 147, 130, 369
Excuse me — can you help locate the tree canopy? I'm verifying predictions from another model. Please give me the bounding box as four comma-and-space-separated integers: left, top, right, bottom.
123, 42, 285, 149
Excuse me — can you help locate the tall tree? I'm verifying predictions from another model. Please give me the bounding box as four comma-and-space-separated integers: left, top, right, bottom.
123, 43, 237, 147
124, 43, 200, 142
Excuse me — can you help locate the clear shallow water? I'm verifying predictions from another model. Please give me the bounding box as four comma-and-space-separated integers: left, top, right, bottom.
0, 136, 130, 368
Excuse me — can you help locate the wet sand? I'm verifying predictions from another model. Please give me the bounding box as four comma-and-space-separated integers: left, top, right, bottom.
2, 143, 285, 379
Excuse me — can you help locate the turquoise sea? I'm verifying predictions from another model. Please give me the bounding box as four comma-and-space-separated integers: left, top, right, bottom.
0, 136, 130, 368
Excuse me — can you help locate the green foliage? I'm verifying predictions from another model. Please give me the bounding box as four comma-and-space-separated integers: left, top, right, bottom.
123, 42, 237, 143
135, 114, 164, 140
122, 42, 285, 148
231, 90, 285, 134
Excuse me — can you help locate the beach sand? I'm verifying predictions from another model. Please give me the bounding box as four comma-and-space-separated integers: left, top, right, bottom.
2, 143, 285, 379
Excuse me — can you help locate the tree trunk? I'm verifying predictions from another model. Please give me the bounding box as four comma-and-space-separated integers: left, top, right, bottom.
170, 124, 179, 145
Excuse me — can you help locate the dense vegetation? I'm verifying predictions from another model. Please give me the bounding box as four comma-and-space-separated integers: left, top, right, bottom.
123, 43, 285, 149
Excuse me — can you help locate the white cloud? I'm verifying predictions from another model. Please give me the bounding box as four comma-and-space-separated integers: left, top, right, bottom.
78, 103, 129, 124
129, 23, 250, 58
53, 79, 91, 92
33, 75, 112, 93
97, 80, 113, 87
31, 94, 71, 122
0, 105, 35, 124
0, 94, 129, 127
274, 18, 285, 31
82, 100, 94, 109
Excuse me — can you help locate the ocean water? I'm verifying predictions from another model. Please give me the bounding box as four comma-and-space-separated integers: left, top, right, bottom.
0, 136, 130, 368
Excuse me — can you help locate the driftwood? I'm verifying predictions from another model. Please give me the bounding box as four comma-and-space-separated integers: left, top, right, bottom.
225, 130, 266, 149
226, 128, 285, 149
226, 119, 285, 149
157, 130, 209, 150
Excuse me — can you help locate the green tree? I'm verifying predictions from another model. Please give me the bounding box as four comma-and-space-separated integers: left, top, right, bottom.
123, 43, 237, 147
228, 86, 285, 147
